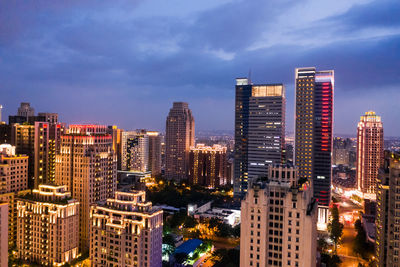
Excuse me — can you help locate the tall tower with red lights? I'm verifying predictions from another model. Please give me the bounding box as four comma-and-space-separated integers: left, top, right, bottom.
294, 67, 334, 229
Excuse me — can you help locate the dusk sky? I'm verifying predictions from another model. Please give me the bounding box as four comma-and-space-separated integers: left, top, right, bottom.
0, 0, 399, 136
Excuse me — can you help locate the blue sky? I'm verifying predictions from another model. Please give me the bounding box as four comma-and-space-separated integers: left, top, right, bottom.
0, 0, 399, 136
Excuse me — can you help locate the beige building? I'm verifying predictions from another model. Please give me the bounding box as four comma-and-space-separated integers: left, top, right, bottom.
55, 124, 117, 251
0, 202, 8, 267
34, 121, 65, 187
357, 111, 384, 199
90, 190, 163, 267
17, 185, 79, 266
147, 131, 162, 176
0, 144, 28, 193
376, 152, 400, 266
165, 102, 195, 181
240, 165, 317, 267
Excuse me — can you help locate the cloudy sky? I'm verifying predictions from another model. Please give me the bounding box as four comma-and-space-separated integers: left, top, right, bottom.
0, 0, 399, 136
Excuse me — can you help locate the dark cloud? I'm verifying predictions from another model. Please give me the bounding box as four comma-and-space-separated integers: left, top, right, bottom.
0, 0, 399, 135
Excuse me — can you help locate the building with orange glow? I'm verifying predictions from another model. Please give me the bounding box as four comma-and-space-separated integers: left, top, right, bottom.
90, 190, 163, 267
55, 124, 117, 251
356, 111, 384, 199
165, 102, 195, 181
0, 144, 28, 193
34, 121, 65, 187
294, 67, 334, 228
188, 144, 228, 188
0, 202, 8, 267
16, 185, 79, 266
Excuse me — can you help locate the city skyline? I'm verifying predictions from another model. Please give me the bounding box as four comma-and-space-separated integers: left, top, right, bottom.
1, 0, 399, 136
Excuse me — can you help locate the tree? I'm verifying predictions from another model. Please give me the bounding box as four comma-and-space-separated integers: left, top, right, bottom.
328, 205, 343, 253
211, 248, 240, 267
317, 238, 329, 253
353, 219, 374, 260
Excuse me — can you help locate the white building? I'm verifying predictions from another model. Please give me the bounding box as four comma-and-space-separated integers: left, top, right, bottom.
240, 165, 317, 267
121, 130, 149, 172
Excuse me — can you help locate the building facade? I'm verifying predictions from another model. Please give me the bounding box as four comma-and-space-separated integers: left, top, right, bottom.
376, 151, 400, 266
17, 102, 35, 119
0, 144, 28, 193
55, 124, 117, 251
121, 130, 149, 172
294, 67, 334, 227
16, 185, 79, 266
240, 165, 317, 267
147, 131, 162, 176
90, 190, 163, 267
188, 144, 228, 188
234, 78, 285, 198
0, 202, 8, 267
165, 102, 195, 181
356, 111, 384, 199
34, 121, 65, 187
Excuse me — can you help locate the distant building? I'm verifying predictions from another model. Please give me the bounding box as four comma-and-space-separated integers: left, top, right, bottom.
234, 79, 285, 198
294, 67, 334, 228
37, 112, 58, 123
188, 144, 228, 188
240, 164, 317, 267
107, 125, 124, 170
147, 131, 162, 176
34, 121, 65, 187
90, 190, 163, 267
165, 102, 195, 181
357, 111, 384, 200
17, 185, 79, 266
55, 125, 117, 251
376, 151, 400, 266
0, 202, 8, 267
121, 130, 149, 172
17, 102, 35, 118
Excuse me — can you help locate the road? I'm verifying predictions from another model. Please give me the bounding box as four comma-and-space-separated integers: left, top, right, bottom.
333, 192, 367, 267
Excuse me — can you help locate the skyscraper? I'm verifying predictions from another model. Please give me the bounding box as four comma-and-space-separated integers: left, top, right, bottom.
240, 165, 317, 267
34, 121, 65, 187
90, 190, 163, 267
188, 144, 228, 188
376, 151, 400, 266
55, 125, 117, 251
17, 102, 34, 119
147, 131, 162, 176
121, 130, 149, 172
294, 67, 334, 228
17, 185, 79, 266
165, 102, 195, 180
356, 111, 384, 199
234, 78, 285, 198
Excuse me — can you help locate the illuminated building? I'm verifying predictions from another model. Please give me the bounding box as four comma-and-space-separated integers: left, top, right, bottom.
107, 125, 124, 170
121, 130, 149, 172
34, 121, 65, 187
16, 184, 79, 266
294, 67, 334, 229
0, 202, 8, 267
165, 102, 195, 181
55, 125, 117, 251
376, 152, 400, 266
0, 144, 28, 193
188, 144, 228, 188
11, 124, 35, 188
234, 78, 285, 198
90, 190, 163, 267
356, 111, 384, 199
147, 131, 162, 176
240, 165, 317, 267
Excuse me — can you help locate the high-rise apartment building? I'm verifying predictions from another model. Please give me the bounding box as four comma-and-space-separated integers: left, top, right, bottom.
107, 125, 124, 170
37, 112, 58, 123
240, 164, 317, 267
17, 185, 79, 266
294, 67, 334, 227
147, 131, 162, 176
188, 144, 228, 188
165, 102, 195, 180
356, 111, 384, 199
34, 121, 65, 187
234, 78, 285, 198
0, 202, 8, 267
0, 144, 28, 193
55, 124, 117, 251
121, 130, 149, 172
376, 152, 400, 266
90, 190, 163, 267
11, 124, 35, 187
